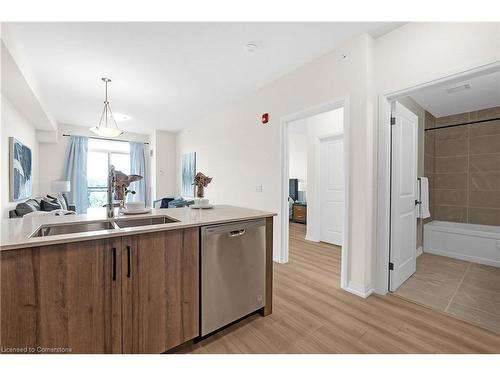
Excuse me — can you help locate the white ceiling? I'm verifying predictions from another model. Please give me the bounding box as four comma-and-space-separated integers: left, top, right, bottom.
410, 70, 500, 117
4, 22, 403, 133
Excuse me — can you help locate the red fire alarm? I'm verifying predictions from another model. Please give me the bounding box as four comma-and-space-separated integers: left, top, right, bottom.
261, 113, 269, 124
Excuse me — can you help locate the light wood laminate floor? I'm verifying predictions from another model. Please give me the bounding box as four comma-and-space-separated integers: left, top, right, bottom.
394, 253, 500, 333
178, 223, 500, 353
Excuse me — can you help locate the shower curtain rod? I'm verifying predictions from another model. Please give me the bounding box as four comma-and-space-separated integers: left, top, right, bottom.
424, 116, 500, 132
62, 133, 149, 145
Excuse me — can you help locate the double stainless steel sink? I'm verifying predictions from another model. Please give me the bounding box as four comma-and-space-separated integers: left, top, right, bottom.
31, 216, 179, 238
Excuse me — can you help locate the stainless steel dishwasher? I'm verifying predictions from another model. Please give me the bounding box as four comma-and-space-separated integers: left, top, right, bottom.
201, 219, 266, 336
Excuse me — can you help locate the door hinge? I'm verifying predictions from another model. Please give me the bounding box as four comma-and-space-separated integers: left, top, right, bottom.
389, 262, 394, 271
390, 117, 396, 125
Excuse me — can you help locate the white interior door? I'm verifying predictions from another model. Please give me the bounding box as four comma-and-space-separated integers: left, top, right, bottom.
390, 102, 418, 291
320, 135, 344, 246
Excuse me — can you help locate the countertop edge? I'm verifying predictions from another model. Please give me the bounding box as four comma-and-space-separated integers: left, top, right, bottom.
1, 212, 276, 252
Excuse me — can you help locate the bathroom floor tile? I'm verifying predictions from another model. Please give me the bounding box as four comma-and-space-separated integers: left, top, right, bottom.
452, 281, 500, 316
411, 272, 461, 297
394, 253, 464, 312
394, 253, 500, 333
467, 262, 500, 284
446, 302, 500, 333
417, 253, 469, 273
394, 280, 451, 311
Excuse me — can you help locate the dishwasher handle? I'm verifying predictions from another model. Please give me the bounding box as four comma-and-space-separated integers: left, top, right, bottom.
203, 219, 266, 236
228, 229, 246, 237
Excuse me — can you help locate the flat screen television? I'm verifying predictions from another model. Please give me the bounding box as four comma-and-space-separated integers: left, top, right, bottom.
289, 178, 298, 201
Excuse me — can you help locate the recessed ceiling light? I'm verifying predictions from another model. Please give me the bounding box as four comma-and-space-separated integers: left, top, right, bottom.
446, 83, 471, 94
111, 113, 132, 122
245, 43, 258, 53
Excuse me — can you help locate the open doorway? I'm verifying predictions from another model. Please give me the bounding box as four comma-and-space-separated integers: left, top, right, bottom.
280, 98, 349, 289
385, 69, 500, 333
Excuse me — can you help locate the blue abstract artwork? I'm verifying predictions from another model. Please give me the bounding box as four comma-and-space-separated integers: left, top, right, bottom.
181, 152, 196, 197
10, 137, 32, 201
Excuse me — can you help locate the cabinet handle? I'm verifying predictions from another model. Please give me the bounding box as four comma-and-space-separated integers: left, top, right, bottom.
126, 245, 131, 278
112, 247, 117, 281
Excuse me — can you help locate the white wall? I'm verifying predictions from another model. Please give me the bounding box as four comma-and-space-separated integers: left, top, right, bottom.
177, 33, 374, 292
0, 95, 39, 217
305, 108, 344, 242
176, 23, 500, 296
152, 129, 177, 202
38, 123, 150, 199
288, 119, 307, 185
374, 23, 500, 95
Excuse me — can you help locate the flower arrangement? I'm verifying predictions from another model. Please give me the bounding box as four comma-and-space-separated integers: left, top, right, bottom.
193, 172, 212, 198
111, 166, 143, 203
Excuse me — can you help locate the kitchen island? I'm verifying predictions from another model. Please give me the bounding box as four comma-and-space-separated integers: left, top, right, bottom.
0, 205, 275, 354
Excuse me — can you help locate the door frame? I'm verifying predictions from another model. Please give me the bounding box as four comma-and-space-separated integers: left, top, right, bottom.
375, 60, 500, 295
279, 96, 350, 290
318, 133, 345, 245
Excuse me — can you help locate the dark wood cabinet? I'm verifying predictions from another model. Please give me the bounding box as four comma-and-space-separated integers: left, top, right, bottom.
0, 228, 199, 354
0, 237, 122, 353
122, 228, 199, 353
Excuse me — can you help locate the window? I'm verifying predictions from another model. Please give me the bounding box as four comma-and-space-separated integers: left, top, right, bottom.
87, 139, 130, 209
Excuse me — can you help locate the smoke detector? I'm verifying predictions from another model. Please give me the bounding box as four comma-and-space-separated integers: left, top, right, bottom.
336, 53, 347, 62
245, 43, 258, 53
446, 83, 471, 94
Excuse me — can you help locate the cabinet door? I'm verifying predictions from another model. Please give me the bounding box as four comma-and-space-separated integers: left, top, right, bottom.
122, 228, 199, 353
0, 238, 122, 354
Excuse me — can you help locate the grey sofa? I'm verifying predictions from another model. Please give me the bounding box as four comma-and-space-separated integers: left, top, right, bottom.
8, 197, 76, 218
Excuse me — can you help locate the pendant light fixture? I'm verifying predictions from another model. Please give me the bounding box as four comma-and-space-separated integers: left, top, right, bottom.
90, 77, 124, 137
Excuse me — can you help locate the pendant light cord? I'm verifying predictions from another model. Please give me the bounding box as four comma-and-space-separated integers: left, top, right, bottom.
104, 79, 108, 128
97, 78, 120, 130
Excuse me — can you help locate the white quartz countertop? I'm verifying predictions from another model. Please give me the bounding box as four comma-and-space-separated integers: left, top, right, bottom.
0, 205, 276, 251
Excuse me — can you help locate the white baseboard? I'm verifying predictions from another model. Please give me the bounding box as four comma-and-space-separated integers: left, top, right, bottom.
273, 255, 287, 264
343, 281, 374, 298
304, 235, 319, 242
305, 229, 319, 242
416, 246, 423, 257
425, 248, 500, 268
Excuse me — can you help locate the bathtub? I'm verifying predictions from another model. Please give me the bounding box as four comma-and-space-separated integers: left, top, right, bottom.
423, 221, 500, 267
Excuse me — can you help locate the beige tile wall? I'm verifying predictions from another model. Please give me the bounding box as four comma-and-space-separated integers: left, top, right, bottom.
433, 106, 500, 129
424, 111, 436, 223
425, 106, 500, 226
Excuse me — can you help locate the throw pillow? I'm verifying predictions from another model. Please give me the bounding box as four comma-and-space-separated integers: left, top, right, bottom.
47, 194, 67, 210
41, 197, 61, 211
